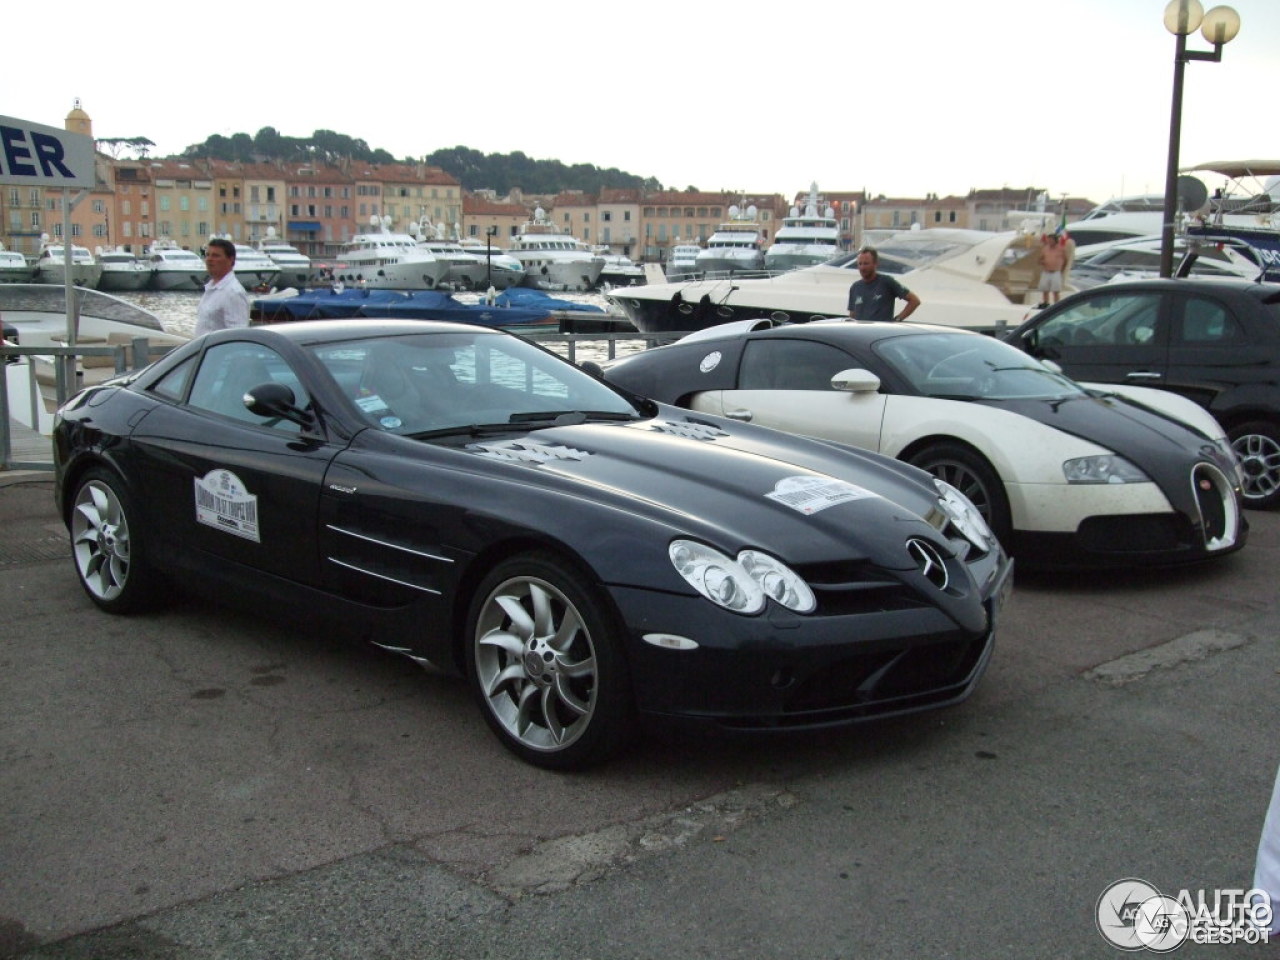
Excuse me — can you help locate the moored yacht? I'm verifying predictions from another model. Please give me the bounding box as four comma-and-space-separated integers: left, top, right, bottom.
223, 239, 282, 291
32, 239, 102, 288
665, 242, 702, 281
694, 205, 766, 275
147, 240, 206, 291
0, 243, 35, 283
327, 216, 450, 290
764, 183, 841, 272
608, 227, 1051, 335
507, 208, 604, 291
94, 247, 153, 291
412, 220, 488, 289
592, 246, 645, 286
457, 238, 527, 290
256, 228, 312, 288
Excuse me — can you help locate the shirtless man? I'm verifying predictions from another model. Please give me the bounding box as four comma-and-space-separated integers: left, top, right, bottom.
1037, 233, 1068, 306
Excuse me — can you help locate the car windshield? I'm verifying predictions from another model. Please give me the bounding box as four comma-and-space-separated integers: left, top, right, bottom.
874, 333, 1084, 401
309, 331, 640, 436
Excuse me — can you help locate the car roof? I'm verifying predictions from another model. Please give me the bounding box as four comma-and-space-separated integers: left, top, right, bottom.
1068, 277, 1278, 297
245, 319, 507, 345
690, 320, 979, 348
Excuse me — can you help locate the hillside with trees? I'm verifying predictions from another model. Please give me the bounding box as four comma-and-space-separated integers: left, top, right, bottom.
173, 129, 658, 195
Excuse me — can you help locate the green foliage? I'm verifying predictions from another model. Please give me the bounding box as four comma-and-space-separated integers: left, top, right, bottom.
174, 131, 655, 194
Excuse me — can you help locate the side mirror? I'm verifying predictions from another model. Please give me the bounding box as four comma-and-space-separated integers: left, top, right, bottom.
578, 360, 605, 379
830, 368, 881, 393
245, 381, 314, 426
1039, 358, 1064, 375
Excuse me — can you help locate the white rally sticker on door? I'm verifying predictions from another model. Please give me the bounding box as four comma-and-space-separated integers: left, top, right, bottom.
194, 469, 261, 542
766, 475, 877, 515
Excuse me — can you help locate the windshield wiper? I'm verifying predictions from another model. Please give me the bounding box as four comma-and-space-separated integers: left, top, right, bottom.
509, 410, 639, 425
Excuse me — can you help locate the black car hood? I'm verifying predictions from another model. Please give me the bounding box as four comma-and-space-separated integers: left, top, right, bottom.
979, 392, 1231, 511
458, 413, 955, 575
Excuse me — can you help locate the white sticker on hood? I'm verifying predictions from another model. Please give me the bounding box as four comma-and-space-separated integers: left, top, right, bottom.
194, 469, 261, 542
766, 475, 878, 515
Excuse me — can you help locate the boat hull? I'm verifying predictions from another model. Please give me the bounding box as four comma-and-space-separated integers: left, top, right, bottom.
151, 269, 206, 292
97, 267, 154, 292
518, 258, 604, 292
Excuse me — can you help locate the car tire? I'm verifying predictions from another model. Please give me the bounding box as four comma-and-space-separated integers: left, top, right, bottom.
906, 442, 1013, 546
1228, 420, 1280, 509
69, 467, 158, 613
465, 552, 636, 770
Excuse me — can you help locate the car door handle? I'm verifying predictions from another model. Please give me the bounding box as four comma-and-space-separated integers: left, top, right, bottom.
725, 409, 753, 422
1124, 371, 1163, 381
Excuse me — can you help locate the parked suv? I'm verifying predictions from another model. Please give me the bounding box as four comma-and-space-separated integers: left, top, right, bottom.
1004, 278, 1280, 508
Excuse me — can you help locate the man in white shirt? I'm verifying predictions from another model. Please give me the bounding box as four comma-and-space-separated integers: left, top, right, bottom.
193, 238, 249, 337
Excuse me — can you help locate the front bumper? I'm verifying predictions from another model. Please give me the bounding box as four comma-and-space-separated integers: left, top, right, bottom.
612, 551, 1012, 731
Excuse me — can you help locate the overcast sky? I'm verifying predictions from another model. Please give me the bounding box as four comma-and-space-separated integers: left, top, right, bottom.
8, 0, 1277, 207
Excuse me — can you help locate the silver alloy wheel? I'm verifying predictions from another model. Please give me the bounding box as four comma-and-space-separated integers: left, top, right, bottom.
1232, 430, 1280, 504
71, 479, 131, 601
473, 575, 598, 753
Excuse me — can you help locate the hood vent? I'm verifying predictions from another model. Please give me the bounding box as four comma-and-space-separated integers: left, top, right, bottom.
650, 420, 728, 441
468, 439, 591, 464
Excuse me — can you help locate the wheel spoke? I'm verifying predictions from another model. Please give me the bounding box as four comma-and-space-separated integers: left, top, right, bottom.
479, 628, 524, 657
494, 594, 534, 638
552, 673, 591, 716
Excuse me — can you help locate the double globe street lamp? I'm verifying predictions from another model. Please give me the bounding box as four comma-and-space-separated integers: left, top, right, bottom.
1159, 0, 1241, 278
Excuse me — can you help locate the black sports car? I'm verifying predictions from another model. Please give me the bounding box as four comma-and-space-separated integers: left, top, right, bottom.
53, 320, 1011, 769
1004, 278, 1280, 508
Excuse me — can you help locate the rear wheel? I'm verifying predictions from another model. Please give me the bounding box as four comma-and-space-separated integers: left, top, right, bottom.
69, 467, 158, 613
906, 442, 1012, 546
465, 553, 635, 770
1228, 420, 1280, 508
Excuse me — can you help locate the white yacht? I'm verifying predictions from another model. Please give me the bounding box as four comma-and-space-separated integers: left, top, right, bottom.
665, 242, 702, 280
507, 208, 604, 291
32, 239, 102, 288
764, 183, 841, 272
412, 220, 488, 289
94, 247, 153, 292
255, 228, 312, 288
608, 227, 1052, 335
457, 238, 527, 290
0, 243, 35, 283
147, 240, 207, 291
328, 217, 450, 290
225, 240, 282, 291
592, 246, 645, 286
694, 205, 766, 275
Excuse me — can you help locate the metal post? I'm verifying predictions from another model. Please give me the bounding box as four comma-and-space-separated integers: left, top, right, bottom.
1159, 32, 1189, 278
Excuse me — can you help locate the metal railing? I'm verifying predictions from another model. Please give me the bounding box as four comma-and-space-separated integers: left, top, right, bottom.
1, 339, 173, 472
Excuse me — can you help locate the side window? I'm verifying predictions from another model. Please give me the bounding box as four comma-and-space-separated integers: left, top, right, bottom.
1035, 292, 1162, 347
149, 355, 197, 401
186, 342, 309, 432
740, 339, 857, 390
1178, 296, 1245, 344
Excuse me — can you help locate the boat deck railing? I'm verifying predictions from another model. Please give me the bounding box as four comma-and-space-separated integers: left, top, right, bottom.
1, 330, 684, 472
1, 338, 174, 471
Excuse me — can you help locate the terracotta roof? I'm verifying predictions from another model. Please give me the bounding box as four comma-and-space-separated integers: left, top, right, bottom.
463, 195, 527, 216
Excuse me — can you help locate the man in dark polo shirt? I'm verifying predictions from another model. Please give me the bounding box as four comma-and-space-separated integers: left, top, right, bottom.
847, 247, 921, 322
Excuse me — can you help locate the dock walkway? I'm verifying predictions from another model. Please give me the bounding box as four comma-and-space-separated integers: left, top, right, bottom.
3, 416, 52, 472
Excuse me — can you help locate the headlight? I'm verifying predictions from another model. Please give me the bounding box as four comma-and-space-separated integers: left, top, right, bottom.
933, 479, 994, 550
738, 550, 816, 614
668, 540, 815, 615
1062, 455, 1149, 484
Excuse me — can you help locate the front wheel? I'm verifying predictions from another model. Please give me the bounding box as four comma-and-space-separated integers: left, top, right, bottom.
465, 553, 635, 770
1228, 420, 1280, 509
906, 442, 1012, 547
69, 467, 158, 613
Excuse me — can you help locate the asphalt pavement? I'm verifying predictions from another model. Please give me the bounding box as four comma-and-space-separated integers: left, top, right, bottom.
2, 470, 1278, 960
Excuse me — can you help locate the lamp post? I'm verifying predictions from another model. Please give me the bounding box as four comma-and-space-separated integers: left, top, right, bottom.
485, 225, 497, 289
1159, 0, 1241, 278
